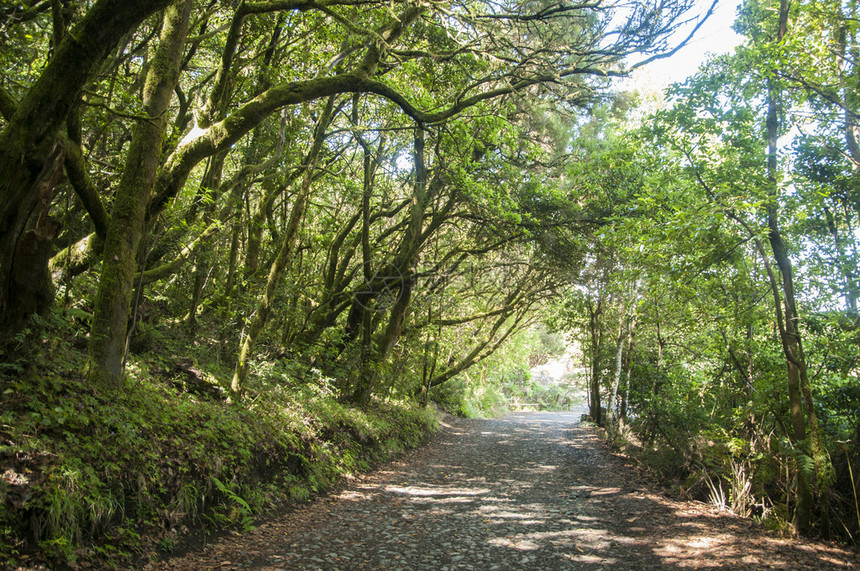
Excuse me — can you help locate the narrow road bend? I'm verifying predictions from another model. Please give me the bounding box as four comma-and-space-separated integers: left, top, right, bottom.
155, 411, 858, 570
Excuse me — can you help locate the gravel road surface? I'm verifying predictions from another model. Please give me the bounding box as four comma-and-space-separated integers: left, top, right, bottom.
156, 411, 858, 570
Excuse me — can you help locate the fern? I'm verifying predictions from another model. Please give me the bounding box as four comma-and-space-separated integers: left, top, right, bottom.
211, 477, 254, 531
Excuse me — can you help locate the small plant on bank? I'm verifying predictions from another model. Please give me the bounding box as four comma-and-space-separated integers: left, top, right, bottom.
0, 314, 438, 568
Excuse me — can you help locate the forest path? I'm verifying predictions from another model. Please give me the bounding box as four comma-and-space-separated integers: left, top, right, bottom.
155, 412, 857, 570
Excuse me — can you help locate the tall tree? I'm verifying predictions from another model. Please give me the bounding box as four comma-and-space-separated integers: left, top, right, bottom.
0, 0, 704, 348
0, 0, 174, 340
87, 0, 193, 389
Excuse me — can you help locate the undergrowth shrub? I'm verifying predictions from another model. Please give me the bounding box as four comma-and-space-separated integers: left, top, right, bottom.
0, 326, 437, 568
604, 349, 860, 540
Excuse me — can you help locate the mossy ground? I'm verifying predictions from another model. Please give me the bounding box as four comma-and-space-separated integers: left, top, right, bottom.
0, 313, 438, 569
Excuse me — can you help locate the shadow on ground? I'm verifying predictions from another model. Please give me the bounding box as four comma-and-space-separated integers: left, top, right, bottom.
156, 411, 858, 570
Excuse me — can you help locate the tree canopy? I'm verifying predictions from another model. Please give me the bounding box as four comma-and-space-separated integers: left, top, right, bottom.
3, 0, 860, 563
552, 0, 860, 538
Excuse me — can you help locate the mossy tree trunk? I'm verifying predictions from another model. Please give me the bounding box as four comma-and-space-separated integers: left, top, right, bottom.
186, 154, 226, 335
87, 0, 192, 390
351, 127, 427, 404
231, 97, 335, 395
355, 108, 381, 405
0, 0, 172, 342
763, 0, 829, 534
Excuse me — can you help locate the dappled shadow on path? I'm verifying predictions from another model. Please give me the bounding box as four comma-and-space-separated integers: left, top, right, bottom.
158, 412, 858, 570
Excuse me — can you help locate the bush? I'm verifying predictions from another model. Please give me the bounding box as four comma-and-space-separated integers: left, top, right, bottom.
0, 327, 437, 569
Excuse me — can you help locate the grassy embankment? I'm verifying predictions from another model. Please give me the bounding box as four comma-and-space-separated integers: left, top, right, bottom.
0, 315, 437, 568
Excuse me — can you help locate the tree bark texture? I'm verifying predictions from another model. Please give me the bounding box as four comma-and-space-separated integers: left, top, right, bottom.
87, 0, 192, 390
231, 97, 335, 395
0, 0, 173, 341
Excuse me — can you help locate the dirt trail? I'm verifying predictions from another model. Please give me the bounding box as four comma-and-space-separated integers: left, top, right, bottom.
154, 412, 858, 570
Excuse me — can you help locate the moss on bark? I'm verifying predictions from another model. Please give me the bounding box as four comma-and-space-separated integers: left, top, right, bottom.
0, 0, 173, 342
88, 0, 192, 390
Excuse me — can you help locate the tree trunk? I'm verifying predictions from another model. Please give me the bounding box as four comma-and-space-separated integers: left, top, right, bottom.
87, 0, 191, 390
231, 97, 335, 395
186, 154, 225, 334
419, 304, 440, 408
619, 310, 637, 421
352, 115, 381, 404
0, 0, 172, 341
763, 0, 825, 533
609, 300, 627, 420
350, 127, 432, 404
353, 271, 416, 404
587, 296, 603, 425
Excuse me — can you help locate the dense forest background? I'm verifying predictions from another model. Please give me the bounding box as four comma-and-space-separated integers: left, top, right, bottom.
1, 0, 859, 566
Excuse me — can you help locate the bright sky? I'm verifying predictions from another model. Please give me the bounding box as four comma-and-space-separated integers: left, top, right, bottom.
623, 0, 744, 92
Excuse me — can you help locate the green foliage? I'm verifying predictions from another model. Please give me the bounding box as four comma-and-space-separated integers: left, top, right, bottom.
538, 0, 860, 536
210, 477, 255, 532
429, 325, 575, 417
0, 317, 437, 568
460, 382, 509, 419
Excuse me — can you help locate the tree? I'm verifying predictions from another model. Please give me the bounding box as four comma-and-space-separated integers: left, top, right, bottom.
0, 0, 174, 340
87, 0, 193, 389
0, 0, 704, 356
626, 0, 844, 527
